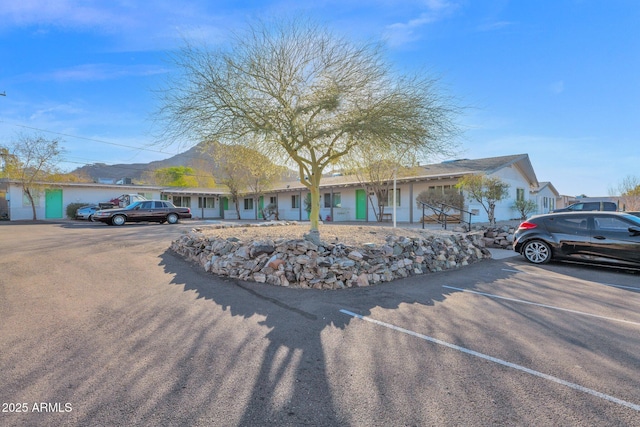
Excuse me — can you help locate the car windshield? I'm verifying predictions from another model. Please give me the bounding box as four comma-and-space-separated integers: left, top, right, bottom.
621, 213, 640, 225
125, 201, 143, 210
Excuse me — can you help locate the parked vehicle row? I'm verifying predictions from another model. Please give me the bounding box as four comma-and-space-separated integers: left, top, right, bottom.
75, 205, 99, 221
514, 211, 640, 269
92, 200, 192, 226
552, 201, 617, 212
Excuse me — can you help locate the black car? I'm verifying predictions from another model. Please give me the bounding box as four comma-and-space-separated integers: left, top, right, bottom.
552, 201, 617, 213
93, 200, 192, 226
513, 212, 640, 268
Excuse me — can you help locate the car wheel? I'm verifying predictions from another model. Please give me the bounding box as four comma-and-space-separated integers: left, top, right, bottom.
111, 215, 126, 226
166, 213, 179, 224
88, 215, 94, 222
523, 240, 551, 264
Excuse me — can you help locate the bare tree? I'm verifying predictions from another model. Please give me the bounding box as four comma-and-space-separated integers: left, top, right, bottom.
242, 150, 286, 220
345, 144, 425, 221
211, 143, 251, 220
416, 187, 464, 221
2, 134, 63, 220
511, 199, 538, 220
158, 17, 459, 241
456, 174, 510, 226
610, 175, 640, 211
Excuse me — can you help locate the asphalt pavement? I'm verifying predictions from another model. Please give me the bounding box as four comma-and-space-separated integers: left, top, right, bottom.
1, 220, 638, 426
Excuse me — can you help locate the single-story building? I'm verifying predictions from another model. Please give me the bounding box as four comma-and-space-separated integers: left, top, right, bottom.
0, 181, 162, 221
531, 181, 560, 214
1, 153, 558, 225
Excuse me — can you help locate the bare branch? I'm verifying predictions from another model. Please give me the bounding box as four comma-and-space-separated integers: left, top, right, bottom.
156, 16, 462, 234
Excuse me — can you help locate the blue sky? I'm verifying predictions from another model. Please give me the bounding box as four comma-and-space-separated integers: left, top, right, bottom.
1, 0, 638, 196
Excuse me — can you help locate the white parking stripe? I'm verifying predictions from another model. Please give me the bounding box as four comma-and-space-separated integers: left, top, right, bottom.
339, 309, 640, 412
503, 267, 640, 289
602, 283, 640, 291
443, 286, 640, 327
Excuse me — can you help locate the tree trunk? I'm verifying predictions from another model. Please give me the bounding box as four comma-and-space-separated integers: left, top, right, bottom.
233, 196, 241, 220
25, 188, 37, 220
304, 172, 323, 245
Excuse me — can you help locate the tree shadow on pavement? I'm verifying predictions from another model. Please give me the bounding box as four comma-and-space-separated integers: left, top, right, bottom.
156, 248, 512, 425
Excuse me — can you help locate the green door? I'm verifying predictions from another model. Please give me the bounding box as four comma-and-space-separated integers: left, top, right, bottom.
258, 196, 264, 219
356, 189, 367, 220
45, 189, 63, 219
220, 197, 228, 218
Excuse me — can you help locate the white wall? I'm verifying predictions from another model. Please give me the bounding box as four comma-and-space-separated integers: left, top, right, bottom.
7, 182, 160, 221
6, 184, 41, 220
534, 186, 557, 214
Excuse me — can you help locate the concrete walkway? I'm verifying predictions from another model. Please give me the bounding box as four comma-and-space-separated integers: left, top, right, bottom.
488, 247, 519, 259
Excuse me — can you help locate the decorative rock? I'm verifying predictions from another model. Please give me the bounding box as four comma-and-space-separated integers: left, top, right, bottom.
356, 273, 369, 287
170, 225, 492, 290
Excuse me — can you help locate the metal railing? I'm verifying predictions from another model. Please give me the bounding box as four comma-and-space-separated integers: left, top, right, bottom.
418, 201, 474, 231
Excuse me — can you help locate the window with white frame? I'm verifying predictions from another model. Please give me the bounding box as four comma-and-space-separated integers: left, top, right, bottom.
386, 189, 400, 207
516, 188, 525, 202
324, 192, 341, 208
269, 196, 277, 205
244, 198, 254, 210
173, 196, 191, 207
198, 197, 215, 208
291, 195, 300, 209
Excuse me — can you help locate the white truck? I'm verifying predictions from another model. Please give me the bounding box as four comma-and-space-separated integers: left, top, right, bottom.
98, 194, 147, 209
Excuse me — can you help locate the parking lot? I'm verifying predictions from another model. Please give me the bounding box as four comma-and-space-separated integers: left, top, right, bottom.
1, 220, 639, 426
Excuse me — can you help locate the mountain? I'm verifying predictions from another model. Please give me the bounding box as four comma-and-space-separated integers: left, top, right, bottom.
72, 142, 296, 184
73, 142, 221, 183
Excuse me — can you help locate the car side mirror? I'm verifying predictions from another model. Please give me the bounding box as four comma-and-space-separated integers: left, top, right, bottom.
629, 226, 640, 236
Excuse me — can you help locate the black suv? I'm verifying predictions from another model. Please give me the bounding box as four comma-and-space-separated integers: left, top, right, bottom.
553, 201, 617, 213
513, 212, 640, 268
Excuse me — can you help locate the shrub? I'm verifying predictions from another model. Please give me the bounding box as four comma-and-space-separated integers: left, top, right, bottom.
66, 203, 87, 219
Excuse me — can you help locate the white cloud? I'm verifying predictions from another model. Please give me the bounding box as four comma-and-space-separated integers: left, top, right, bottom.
0, 0, 136, 31
0, 0, 229, 51
383, 0, 459, 46
13, 64, 169, 84
476, 21, 514, 32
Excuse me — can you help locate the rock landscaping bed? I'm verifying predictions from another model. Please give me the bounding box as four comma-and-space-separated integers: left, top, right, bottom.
170, 222, 492, 289
479, 225, 517, 249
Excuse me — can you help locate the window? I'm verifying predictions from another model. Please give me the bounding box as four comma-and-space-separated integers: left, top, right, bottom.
198, 197, 215, 208
173, 196, 191, 207
22, 191, 40, 207
324, 193, 341, 208
544, 215, 589, 234
516, 188, 525, 202
270, 196, 277, 205
291, 195, 300, 209
244, 198, 254, 210
594, 216, 632, 231
387, 189, 400, 207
